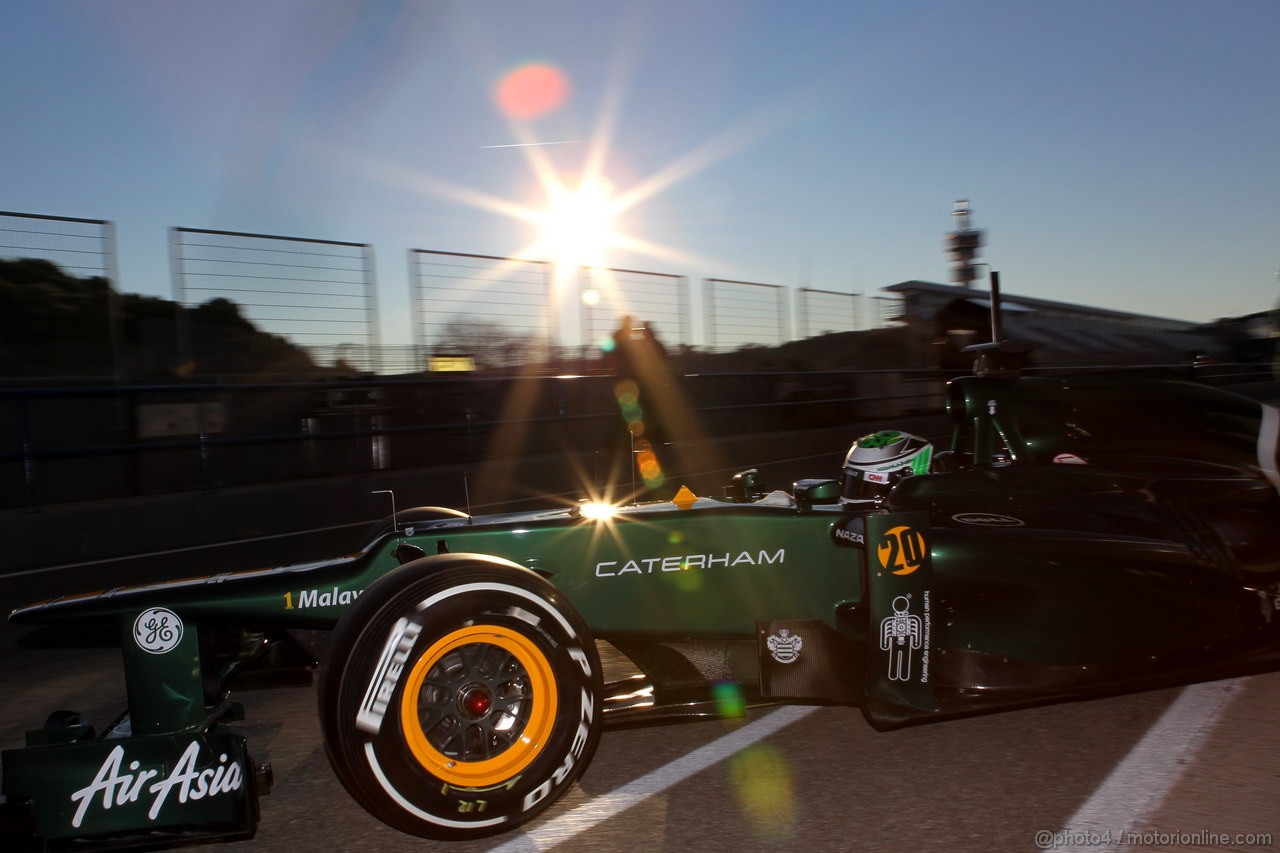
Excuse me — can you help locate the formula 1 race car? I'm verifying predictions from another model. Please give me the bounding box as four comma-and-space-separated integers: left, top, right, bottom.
3, 365, 1279, 848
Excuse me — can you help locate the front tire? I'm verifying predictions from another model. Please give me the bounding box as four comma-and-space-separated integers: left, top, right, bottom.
318, 555, 603, 840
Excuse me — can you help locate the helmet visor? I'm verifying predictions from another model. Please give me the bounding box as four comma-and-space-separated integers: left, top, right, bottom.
841, 467, 894, 501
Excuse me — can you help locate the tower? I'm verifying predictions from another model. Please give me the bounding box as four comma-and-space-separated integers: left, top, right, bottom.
946, 200, 984, 289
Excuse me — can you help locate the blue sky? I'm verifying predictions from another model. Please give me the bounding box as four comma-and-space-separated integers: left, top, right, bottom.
3, 0, 1277, 348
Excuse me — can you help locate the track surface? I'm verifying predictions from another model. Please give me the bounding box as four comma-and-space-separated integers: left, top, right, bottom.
3, 536, 1279, 853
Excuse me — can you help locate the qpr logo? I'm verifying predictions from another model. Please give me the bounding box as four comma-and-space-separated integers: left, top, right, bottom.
766, 628, 804, 664
133, 607, 184, 654
951, 512, 1024, 527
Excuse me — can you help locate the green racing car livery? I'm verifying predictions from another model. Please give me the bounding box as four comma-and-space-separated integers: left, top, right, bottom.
3, 369, 1279, 846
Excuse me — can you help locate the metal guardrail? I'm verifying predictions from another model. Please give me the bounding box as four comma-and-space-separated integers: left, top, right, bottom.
0, 368, 949, 511
2, 363, 1273, 513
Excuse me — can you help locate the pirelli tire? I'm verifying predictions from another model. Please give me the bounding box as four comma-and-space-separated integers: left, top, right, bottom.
317, 554, 603, 840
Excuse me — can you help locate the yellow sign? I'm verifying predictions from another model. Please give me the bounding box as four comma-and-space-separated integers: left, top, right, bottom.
428, 355, 477, 372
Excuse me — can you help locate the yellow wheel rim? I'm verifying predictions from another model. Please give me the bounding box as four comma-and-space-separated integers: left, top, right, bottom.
399, 624, 558, 788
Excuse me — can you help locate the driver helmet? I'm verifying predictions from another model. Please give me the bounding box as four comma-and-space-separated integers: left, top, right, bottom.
841, 430, 933, 503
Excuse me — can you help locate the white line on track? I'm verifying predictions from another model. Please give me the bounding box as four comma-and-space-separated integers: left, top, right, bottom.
1055, 677, 1247, 852
490, 705, 821, 853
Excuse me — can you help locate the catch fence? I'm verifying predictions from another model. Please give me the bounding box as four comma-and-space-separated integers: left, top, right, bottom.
796, 287, 861, 338
171, 228, 379, 372
580, 266, 689, 354
409, 250, 553, 370
703, 278, 790, 350
0, 211, 121, 380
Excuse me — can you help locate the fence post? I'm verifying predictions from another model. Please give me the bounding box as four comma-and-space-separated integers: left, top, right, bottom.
20, 395, 38, 511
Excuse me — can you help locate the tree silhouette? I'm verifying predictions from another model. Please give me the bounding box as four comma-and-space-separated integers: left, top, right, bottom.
0, 258, 317, 381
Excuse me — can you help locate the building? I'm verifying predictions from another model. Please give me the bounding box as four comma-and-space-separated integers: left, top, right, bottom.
883, 279, 1225, 371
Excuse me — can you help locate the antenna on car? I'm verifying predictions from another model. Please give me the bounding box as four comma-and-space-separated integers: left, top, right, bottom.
947, 201, 1030, 376
960, 269, 1021, 376
373, 489, 430, 565
988, 269, 1004, 343
959, 268, 1033, 376
372, 489, 398, 533
463, 472, 474, 524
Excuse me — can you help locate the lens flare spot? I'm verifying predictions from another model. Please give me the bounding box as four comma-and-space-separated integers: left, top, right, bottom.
729, 744, 796, 839
578, 501, 617, 520
675, 567, 703, 592
712, 681, 746, 718
667, 530, 685, 546
636, 446, 663, 485
614, 380, 639, 405
582, 289, 601, 307
495, 63, 570, 120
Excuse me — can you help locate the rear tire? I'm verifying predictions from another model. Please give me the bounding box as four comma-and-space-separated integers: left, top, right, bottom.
318, 555, 602, 840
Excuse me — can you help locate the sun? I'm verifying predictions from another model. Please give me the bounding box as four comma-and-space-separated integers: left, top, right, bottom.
353, 56, 812, 324
535, 176, 618, 271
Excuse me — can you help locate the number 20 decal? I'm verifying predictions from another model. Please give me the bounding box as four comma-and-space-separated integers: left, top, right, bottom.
876, 525, 927, 576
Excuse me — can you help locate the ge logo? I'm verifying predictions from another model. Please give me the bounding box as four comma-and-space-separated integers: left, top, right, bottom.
133, 607, 184, 654
876, 525, 927, 576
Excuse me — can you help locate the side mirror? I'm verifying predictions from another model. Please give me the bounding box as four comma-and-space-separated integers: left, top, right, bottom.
723, 468, 762, 502
393, 541, 427, 565
932, 451, 972, 473
793, 478, 840, 510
